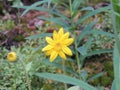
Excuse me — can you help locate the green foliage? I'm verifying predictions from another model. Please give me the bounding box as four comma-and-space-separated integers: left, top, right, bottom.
35, 72, 96, 90
0, 19, 15, 31
0, 39, 57, 89
3, 0, 116, 89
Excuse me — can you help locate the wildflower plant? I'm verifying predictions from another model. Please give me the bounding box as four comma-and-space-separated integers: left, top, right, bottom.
14, 0, 115, 90
42, 28, 74, 62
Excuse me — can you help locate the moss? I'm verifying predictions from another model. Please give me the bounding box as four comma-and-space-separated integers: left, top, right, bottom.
104, 61, 114, 79
43, 84, 54, 90
101, 77, 111, 86
87, 73, 100, 86
108, 70, 114, 79
92, 78, 100, 86
104, 61, 113, 71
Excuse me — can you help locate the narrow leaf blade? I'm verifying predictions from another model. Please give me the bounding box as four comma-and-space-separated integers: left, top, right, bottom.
35, 73, 96, 90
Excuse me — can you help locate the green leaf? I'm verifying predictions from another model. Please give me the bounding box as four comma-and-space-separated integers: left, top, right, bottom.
87, 72, 104, 82
15, 6, 70, 21
77, 21, 97, 45
67, 86, 80, 90
72, 0, 82, 11
42, 59, 78, 77
89, 29, 115, 38
26, 33, 52, 40
80, 70, 88, 81
76, 5, 110, 25
113, 43, 120, 90
35, 73, 96, 90
77, 46, 87, 56
86, 49, 113, 57
20, 0, 49, 16
39, 17, 69, 27
12, 0, 23, 7
97, 86, 104, 90
25, 62, 32, 72
81, 7, 94, 11
77, 37, 93, 56
111, 80, 115, 90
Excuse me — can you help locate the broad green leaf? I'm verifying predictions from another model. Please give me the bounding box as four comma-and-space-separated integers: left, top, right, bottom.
35, 73, 96, 90
26, 33, 52, 40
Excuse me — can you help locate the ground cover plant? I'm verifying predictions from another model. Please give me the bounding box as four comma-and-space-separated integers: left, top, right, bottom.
0, 0, 120, 90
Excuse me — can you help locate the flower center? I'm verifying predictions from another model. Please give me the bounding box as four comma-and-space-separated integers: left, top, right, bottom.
55, 43, 62, 51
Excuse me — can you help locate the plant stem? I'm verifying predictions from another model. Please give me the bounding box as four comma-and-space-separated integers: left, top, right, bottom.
62, 60, 67, 90
74, 34, 81, 75
69, 0, 75, 30
19, 59, 31, 90
69, 0, 72, 17
13, 64, 18, 90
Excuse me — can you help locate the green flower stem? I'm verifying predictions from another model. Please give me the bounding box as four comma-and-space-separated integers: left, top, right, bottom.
69, 0, 75, 30
74, 34, 81, 75
14, 64, 18, 90
62, 60, 67, 90
19, 59, 31, 90
69, 0, 72, 17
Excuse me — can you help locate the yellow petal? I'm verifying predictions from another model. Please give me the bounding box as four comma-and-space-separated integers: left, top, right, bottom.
42, 45, 53, 51
50, 51, 58, 62
59, 51, 66, 60
58, 28, 64, 36
45, 50, 52, 56
62, 46, 72, 56
64, 38, 74, 46
46, 37, 54, 45
61, 32, 69, 40
53, 30, 58, 40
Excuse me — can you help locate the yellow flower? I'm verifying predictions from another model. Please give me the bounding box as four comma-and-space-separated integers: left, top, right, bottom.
7, 52, 17, 62
42, 28, 74, 62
